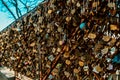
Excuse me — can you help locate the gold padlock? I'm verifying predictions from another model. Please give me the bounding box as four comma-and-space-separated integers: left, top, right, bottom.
110, 24, 118, 31
102, 36, 111, 42
88, 33, 96, 39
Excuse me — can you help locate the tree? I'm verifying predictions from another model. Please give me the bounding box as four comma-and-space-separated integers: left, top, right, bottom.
0, 0, 44, 20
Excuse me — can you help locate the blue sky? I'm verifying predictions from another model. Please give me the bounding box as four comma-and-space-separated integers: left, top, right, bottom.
0, 12, 14, 31
0, 0, 43, 32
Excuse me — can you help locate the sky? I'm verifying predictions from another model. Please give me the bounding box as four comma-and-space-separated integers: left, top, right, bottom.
0, 12, 14, 31
0, 0, 44, 32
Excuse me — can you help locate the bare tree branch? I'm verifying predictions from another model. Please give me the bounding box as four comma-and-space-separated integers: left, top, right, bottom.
18, 8, 22, 16
8, 0, 22, 17
1, 0, 17, 20
19, 0, 29, 12
13, 0, 20, 18
0, 0, 42, 19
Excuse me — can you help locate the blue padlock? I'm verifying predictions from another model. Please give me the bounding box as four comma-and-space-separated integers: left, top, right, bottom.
112, 53, 120, 64
79, 22, 86, 29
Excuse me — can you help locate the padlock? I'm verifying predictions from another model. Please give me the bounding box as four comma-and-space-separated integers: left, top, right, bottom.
48, 9, 53, 14
66, 16, 71, 22
102, 36, 111, 42
88, 33, 96, 39
64, 71, 70, 78
65, 60, 71, 65
79, 61, 84, 67
73, 68, 79, 74
63, 51, 70, 58
76, 2, 81, 7
0, 0, 120, 79
110, 24, 118, 31
92, 1, 100, 8
108, 2, 115, 8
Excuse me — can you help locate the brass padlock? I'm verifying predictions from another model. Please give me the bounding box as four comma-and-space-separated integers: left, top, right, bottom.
48, 9, 53, 14
92, 1, 100, 8
65, 59, 71, 65
88, 33, 96, 39
73, 68, 80, 74
66, 16, 71, 22
63, 51, 70, 58
79, 61, 84, 67
110, 24, 118, 31
102, 36, 111, 42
